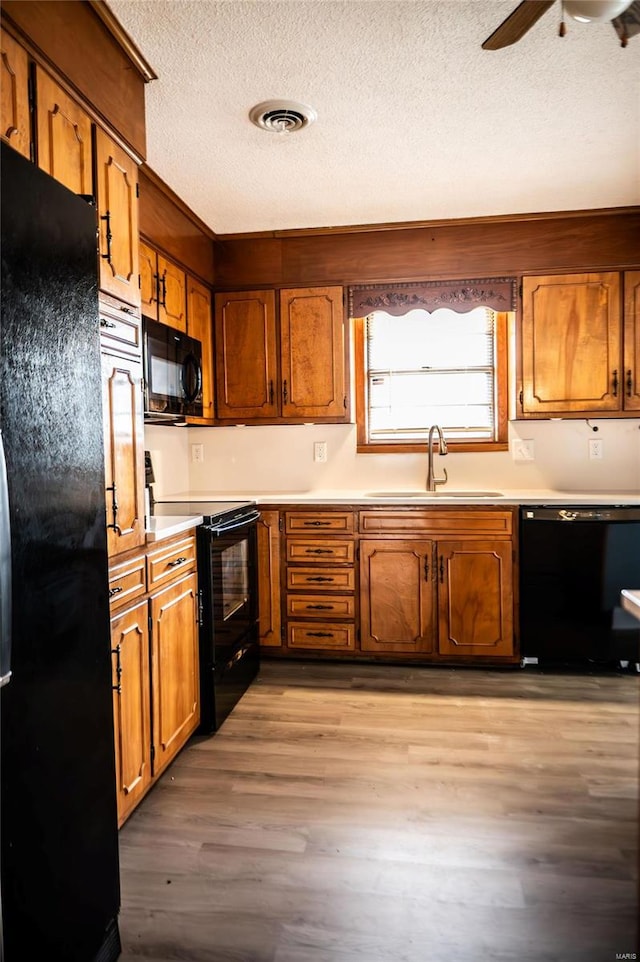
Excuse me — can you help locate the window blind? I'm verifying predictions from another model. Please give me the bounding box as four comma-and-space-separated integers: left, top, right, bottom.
366, 307, 497, 442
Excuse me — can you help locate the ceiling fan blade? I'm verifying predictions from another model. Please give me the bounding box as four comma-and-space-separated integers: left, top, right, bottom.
482, 0, 556, 50
612, 0, 640, 44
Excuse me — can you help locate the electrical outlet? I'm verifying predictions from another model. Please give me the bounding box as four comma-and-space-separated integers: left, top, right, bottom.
589, 439, 603, 461
313, 441, 327, 463
191, 443, 204, 463
512, 439, 535, 462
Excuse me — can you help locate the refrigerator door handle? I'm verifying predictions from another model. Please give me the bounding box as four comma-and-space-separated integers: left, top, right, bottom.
0, 428, 12, 687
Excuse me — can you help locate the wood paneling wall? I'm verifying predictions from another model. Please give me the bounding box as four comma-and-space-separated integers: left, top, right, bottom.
1, 0, 149, 158
139, 167, 216, 285
215, 208, 640, 289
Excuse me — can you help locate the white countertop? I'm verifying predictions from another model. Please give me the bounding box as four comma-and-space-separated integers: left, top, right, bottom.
156, 488, 640, 506
621, 589, 640, 622
145, 514, 203, 542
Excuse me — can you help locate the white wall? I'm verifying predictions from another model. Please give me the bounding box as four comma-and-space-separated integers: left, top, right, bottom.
145, 418, 640, 498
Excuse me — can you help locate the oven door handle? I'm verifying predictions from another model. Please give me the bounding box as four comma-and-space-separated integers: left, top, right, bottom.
208, 509, 261, 535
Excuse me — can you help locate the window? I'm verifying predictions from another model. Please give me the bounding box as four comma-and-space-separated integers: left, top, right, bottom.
351, 279, 513, 453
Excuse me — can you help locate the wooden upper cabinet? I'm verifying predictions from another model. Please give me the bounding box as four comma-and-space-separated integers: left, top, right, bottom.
35, 67, 92, 195
139, 240, 187, 330
623, 271, 640, 412
215, 290, 279, 419
437, 541, 513, 658
520, 272, 622, 416
187, 275, 214, 420
95, 127, 140, 308
1, 27, 30, 159
214, 286, 349, 423
280, 286, 348, 420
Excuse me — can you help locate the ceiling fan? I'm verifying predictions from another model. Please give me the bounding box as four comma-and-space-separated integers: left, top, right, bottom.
482, 0, 640, 49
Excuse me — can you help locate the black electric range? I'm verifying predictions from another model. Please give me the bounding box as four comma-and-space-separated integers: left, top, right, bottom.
154, 499, 261, 731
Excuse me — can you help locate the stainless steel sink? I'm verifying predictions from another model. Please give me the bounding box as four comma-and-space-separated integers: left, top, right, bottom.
365, 490, 503, 499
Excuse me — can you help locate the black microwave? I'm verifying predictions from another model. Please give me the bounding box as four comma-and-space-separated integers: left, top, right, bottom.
143, 318, 203, 423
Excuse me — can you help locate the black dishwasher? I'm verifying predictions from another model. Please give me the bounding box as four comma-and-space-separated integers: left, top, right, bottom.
519, 505, 640, 668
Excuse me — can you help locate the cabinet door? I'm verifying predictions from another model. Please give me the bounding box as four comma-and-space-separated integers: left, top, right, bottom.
1, 27, 30, 159
95, 127, 140, 307
437, 540, 513, 658
623, 271, 640, 412
360, 539, 435, 653
215, 290, 278, 419
280, 287, 348, 420
521, 273, 621, 415
139, 240, 159, 319
186, 276, 214, 421
150, 572, 200, 777
111, 599, 152, 827
257, 510, 282, 648
35, 67, 92, 195
157, 253, 186, 331
101, 348, 146, 558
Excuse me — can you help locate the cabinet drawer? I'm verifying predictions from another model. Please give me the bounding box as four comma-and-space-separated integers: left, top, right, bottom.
359, 509, 513, 538
108, 554, 146, 610
286, 594, 356, 619
288, 622, 355, 650
285, 511, 354, 534
99, 297, 142, 357
286, 539, 355, 564
147, 535, 196, 589
287, 567, 355, 591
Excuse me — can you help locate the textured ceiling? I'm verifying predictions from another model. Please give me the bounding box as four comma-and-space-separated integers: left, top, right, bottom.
107, 0, 640, 235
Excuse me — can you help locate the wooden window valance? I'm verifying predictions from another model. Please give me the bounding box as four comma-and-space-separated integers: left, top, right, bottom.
348, 277, 517, 317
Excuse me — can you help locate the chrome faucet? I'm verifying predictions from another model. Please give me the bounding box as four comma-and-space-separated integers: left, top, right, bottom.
426, 425, 448, 492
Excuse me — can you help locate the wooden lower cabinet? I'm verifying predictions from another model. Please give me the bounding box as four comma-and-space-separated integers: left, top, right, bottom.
110, 536, 200, 827
111, 598, 152, 827
270, 505, 517, 665
150, 572, 200, 778
437, 540, 514, 658
360, 539, 435, 654
257, 510, 282, 648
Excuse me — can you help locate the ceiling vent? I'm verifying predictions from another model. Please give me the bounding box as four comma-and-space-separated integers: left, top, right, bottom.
249, 100, 317, 134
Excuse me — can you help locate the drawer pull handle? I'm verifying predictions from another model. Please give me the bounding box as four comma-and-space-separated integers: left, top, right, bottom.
306, 604, 333, 609
303, 520, 331, 526
306, 631, 333, 638
109, 586, 123, 597
167, 556, 188, 567
307, 576, 334, 582
100, 318, 117, 329
305, 548, 333, 554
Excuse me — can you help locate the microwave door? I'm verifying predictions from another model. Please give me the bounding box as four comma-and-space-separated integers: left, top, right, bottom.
182, 352, 202, 404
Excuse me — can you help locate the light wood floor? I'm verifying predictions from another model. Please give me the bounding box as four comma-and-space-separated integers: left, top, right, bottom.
118, 660, 639, 962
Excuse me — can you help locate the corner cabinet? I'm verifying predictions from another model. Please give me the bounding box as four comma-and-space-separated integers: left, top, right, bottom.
520, 271, 640, 417
214, 287, 350, 423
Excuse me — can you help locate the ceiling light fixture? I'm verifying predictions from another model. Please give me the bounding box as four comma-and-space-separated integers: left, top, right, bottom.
564, 0, 631, 22
249, 100, 317, 135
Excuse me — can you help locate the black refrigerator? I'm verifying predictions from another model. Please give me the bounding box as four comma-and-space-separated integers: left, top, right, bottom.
0, 143, 121, 959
